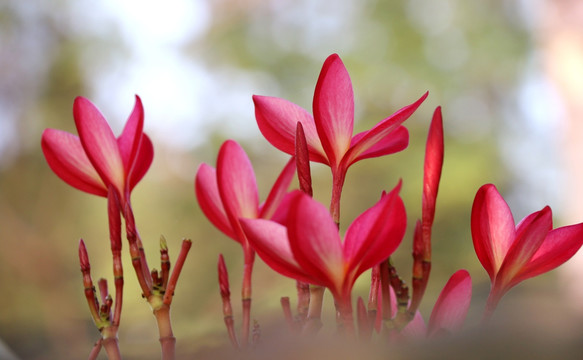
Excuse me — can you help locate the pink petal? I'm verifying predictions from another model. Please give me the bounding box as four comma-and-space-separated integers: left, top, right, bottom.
258, 157, 296, 219
195, 163, 236, 240
118, 95, 145, 175
41, 129, 107, 197
427, 269, 472, 337
287, 191, 344, 294
347, 126, 409, 164
313, 54, 354, 168
216, 140, 259, 223
422, 107, 444, 229
511, 222, 583, 286
343, 92, 428, 167
471, 184, 516, 281
240, 218, 313, 284
128, 134, 154, 192
497, 207, 552, 287
74, 97, 125, 195
253, 95, 328, 164
344, 183, 407, 279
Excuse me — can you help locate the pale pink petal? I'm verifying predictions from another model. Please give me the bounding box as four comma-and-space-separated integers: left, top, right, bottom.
195, 163, 236, 241
497, 207, 552, 286
313, 54, 354, 167
128, 134, 154, 192
287, 191, 344, 294
471, 184, 516, 280
41, 129, 107, 197
343, 92, 428, 167
511, 222, 583, 286
253, 95, 328, 164
118, 95, 144, 175
427, 269, 472, 337
74, 96, 125, 194
258, 157, 296, 219
216, 140, 259, 223
240, 218, 314, 284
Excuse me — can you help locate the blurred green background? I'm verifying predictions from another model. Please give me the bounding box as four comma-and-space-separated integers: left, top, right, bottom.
1, 0, 581, 359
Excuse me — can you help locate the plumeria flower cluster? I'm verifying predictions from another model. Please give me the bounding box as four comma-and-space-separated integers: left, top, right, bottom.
41, 53, 583, 359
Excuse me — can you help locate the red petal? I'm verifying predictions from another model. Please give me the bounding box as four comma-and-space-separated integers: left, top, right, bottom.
343, 92, 427, 167
287, 191, 344, 294
128, 134, 154, 192
313, 54, 354, 168
471, 184, 516, 281
427, 269, 472, 337
74, 97, 125, 195
118, 95, 145, 175
511, 222, 583, 286
240, 218, 313, 284
41, 129, 107, 197
343, 183, 407, 279
347, 126, 409, 164
195, 163, 237, 241
253, 95, 328, 164
217, 140, 259, 224
258, 157, 296, 219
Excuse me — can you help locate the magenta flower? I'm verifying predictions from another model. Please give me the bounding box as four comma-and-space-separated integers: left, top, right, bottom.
41, 96, 153, 204
471, 184, 583, 319
253, 53, 427, 222
240, 185, 407, 332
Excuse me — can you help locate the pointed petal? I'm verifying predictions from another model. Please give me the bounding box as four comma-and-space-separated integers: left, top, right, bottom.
253, 95, 328, 164
347, 126, 409, 164
512, 222, 583, 285
128, 134, 154, 191
117, 95, 144, 175
344, 183, 407, 279
422, 107, 444, 228
343, 92, 428, 167
195, 163, 237, 240
74, 97, 125, 194
471, 184, 516, 281
287, 191, 344, 294
258, 157, 296, 219
313, 54, 354, 167
240, 218, 313, 283
497, 207, 552, 287
41, 129, 107, 197
427, 269, 472, 337
217, 140, 259, 223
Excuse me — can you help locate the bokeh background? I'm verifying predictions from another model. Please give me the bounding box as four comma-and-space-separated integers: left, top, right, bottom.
1, 0, 583, 359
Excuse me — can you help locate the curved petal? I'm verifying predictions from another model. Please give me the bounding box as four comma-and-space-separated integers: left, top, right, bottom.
347, 126, 409, 164
253, 95, 328, 164
128, 134, 154, 192
471, 184, 516, 281
287, 192, 344, 294
344, 183, 407, 279
74, 96, 125, 194
217, 140, 259, 223
343, 92, 428, 167
427, 269, 472, 337
313, 54, 354, 168
41, 129, 107, 197
258, 157, 296, 219
195, 163, 236, 240
511, 222, 583, 286
118, 95, 145, 175
497, 207, 552, 287
240, 218, 313, 284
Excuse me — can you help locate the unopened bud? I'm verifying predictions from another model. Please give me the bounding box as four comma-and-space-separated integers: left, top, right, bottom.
218, 254, 230, 298
78, 239, 91, 272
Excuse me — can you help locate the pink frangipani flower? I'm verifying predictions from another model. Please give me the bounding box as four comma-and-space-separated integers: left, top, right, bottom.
471, 184, 583, 319
41, 95, 153, 204
240, 184, 407, 331
253, 53, 427, 222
